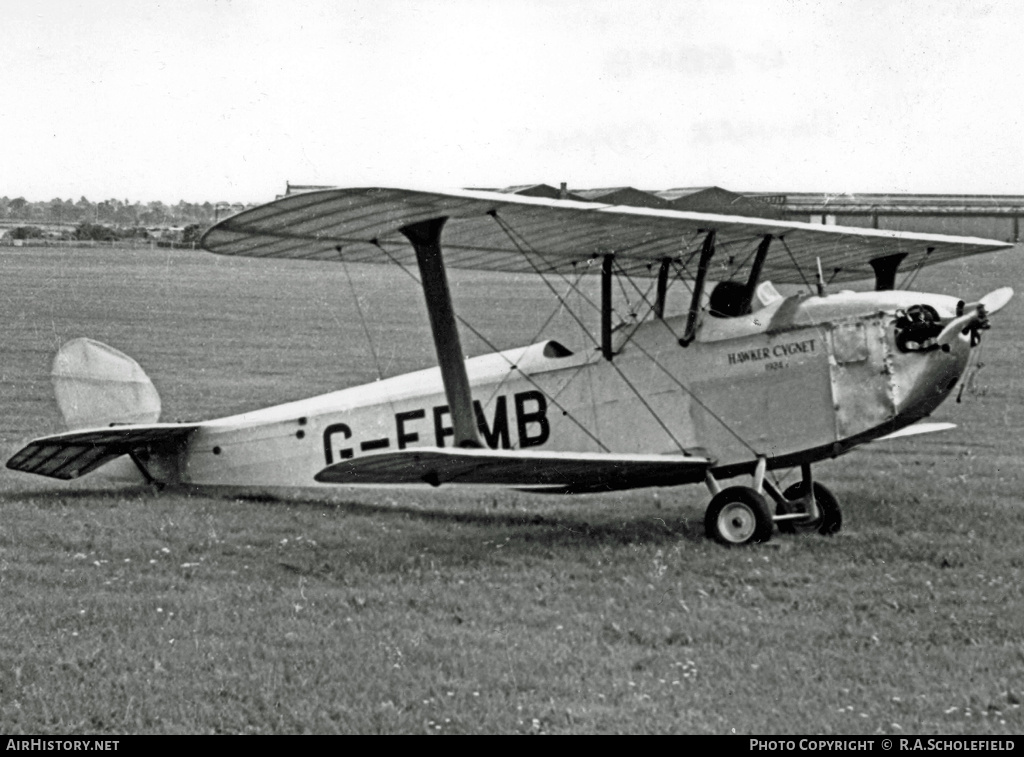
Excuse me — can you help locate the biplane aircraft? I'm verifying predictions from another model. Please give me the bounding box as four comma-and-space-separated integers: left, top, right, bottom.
7, 187, 1015, 545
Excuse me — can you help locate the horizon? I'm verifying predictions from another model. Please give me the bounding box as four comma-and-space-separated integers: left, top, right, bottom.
9, 185, 1024, 210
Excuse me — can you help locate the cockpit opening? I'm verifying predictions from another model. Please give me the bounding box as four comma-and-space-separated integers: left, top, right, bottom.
708, 280, 783, 319
708, 281, 750, 318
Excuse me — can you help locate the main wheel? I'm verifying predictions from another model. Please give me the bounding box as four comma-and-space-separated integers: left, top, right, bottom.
705, 486, 774, 546
776, 481, 842, 535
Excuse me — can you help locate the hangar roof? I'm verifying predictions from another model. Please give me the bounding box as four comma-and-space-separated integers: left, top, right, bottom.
285, 182, 1024, 217
745, 192, 1024, 215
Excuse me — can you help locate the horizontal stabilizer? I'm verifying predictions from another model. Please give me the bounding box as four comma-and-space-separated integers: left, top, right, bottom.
7, 423, 198, 480
315, 447, 713, 491
873, 421, 956, 442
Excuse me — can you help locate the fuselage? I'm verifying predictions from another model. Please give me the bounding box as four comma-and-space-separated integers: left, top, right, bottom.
140, 286, 974, 491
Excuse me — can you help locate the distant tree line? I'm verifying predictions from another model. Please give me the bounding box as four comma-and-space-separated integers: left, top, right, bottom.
0, 196, 250, 245
6, 221, 204, 245
0, 196, 247, 227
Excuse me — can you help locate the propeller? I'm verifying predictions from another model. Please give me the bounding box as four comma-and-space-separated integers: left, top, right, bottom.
935, 312, 977, 347
969, 286, 1014, 316
935, 287, 1014, 348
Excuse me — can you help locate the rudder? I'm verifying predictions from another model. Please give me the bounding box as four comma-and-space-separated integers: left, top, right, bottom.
51, 338, 161, 429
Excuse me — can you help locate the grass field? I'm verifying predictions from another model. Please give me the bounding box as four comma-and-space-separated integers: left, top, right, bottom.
1, 243, 1022, 734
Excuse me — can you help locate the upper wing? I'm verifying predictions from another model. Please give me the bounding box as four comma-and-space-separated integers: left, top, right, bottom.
314, 447, 713, 492
201, 187, 1013, 285
7, 424, 199, 480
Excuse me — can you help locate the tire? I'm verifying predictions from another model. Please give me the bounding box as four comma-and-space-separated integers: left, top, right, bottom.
776, 481, 842, 535
705, 486, 774, 546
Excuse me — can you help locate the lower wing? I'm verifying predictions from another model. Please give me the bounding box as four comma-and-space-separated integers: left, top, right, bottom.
872, 421, 956, 442
7, 424, 199, 480
315, 447, 714, 492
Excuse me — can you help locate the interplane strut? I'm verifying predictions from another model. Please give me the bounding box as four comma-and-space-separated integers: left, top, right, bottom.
400, 217, 482, 448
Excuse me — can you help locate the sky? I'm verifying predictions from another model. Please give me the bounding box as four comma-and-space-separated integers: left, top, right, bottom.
3, 0, 1023, 203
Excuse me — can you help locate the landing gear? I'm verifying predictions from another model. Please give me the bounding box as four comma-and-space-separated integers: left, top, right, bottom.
705, 486, 774, 546
703, 460, 843, 545
775, 481, 842, 535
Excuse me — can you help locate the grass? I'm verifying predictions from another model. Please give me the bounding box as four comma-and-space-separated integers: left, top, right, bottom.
1, 243, 1022, 734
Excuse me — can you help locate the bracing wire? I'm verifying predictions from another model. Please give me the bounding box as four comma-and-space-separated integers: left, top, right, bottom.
336, 246, 402, 422
778, 236, 815, 292
488, 214, 602, 347
370, 214, 765, 459
489, 213, 706, 456
671, 259, 696, 297
337, 246, 386, 382
369, 240, 611, 452
615, 267, 638, 321
488, 214, 691, 453
617, 330, 762, 456
489, 213, 604, 318
723, 241, 760, 281
610, 256, 766, 456
898, 248, 933, 291
490, 216, 760, 455
478, 268, 588, 411
606, 260, 660, 353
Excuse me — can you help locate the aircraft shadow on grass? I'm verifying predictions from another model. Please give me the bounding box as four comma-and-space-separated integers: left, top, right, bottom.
7, 485, 706, 551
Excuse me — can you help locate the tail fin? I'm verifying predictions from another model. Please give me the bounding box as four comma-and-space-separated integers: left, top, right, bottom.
51, 338, 161, 429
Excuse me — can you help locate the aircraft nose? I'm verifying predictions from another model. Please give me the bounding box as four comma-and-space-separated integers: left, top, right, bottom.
891, 327, 972, 420
891, 287, 1012, 421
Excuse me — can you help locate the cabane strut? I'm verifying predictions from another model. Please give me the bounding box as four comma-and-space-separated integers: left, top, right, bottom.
653, 257, 671, 320
679, 230, 716, 346
741, 235, 773, 313
601, 254, 614, 361
870, 252, 909, 291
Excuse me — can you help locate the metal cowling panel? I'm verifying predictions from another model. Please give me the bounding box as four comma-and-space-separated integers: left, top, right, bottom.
828, 315, 896, 440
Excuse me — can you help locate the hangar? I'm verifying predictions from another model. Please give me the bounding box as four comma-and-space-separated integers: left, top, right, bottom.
283, 182, 1023, 242
744, 192, 1024, 242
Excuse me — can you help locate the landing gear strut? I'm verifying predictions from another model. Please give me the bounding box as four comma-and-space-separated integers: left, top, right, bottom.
774, 483, 842, 535
703, 460, 843, 546
768, 462, 842, 536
